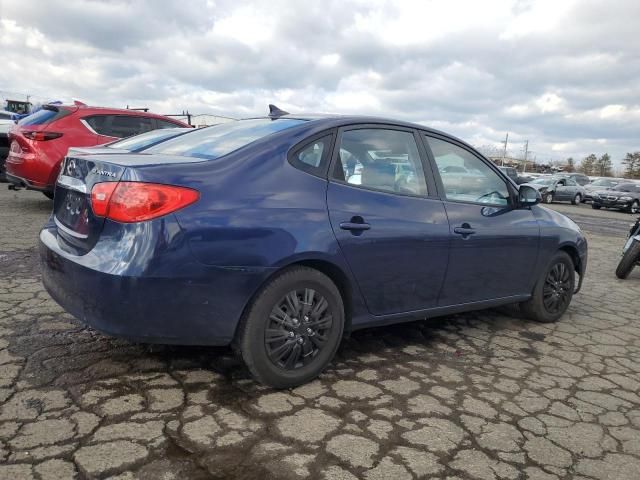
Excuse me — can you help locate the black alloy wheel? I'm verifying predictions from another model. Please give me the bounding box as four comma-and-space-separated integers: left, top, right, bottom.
265, 288, 333, 370
520, 250, 575, 323
235, 266, 344, 388
542, 261, 572, 315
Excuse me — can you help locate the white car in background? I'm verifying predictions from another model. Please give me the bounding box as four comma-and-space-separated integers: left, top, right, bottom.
0, 110, 16, 181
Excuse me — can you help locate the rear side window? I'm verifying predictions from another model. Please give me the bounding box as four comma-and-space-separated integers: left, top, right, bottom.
289, 135, 333, 176
84, 115, 109, 134
109, 116, 154, 138
332, 128, 428, 196
83, 115, 155, 138
18, 107, 71, 126
148, 118, 305, 160
156, 119, 183, 129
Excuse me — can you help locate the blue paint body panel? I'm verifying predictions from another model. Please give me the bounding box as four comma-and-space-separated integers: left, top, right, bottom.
40, 115, 588, 346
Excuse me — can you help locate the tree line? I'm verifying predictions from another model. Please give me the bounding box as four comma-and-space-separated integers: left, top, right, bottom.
564, 152, 640, 178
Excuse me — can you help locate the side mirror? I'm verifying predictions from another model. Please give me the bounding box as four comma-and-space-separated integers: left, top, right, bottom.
518, 185, 541, 207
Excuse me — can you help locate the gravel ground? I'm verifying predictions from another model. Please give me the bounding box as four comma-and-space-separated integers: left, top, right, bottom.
0, 187, 639, 480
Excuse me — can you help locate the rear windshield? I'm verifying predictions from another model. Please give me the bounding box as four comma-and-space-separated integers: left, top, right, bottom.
147, 118, 305, 160
18, 107, 71, 126
107, 128, 191, 151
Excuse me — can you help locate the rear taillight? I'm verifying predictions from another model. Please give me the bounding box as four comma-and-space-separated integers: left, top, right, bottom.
91, 182, 199, 223
23, 131, 63, 141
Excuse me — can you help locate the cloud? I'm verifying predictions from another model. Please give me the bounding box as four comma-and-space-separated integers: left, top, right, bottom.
0, 0, 639, 165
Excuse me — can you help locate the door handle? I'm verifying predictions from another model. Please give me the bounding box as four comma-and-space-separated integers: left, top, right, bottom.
340, 222, 371, 231
454, 223, 475, 238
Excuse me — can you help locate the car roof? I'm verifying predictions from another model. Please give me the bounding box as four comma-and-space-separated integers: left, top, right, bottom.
246, 113, 477, 152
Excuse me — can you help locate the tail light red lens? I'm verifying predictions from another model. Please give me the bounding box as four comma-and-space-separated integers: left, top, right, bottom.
23, 131, 63, 141
91, 182, 199, 223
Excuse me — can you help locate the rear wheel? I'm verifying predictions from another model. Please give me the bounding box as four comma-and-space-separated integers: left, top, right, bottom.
592, 204, 601, 210
520, 251, 575, 323
615, 239, 640, 279
571, 193, 581, 205
543, 192, 553, 204
235, 267, 344, 388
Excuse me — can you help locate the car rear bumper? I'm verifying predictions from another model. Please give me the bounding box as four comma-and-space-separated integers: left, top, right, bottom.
39, 221, 274, 346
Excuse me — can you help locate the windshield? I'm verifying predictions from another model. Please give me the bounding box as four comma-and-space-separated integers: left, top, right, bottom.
107, 128, 190, 151
612, 183, 636, 192
531, 178, 554, 185
147, 118, 305, 160
591, 179, 617, 187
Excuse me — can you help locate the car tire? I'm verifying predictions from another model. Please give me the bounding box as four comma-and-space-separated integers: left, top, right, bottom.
543, 192, 553, 204
234, 266, 344, 388
615, 239, 640, 279
520, 251, 575, 323
628, 200, 640, 214
592, 204, 601, 210
571, 194, 581, 205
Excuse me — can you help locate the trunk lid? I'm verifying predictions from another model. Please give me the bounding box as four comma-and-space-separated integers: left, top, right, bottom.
53, 155, 126, 252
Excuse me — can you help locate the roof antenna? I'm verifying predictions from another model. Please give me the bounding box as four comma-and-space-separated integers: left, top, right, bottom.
268, 104, 289, 118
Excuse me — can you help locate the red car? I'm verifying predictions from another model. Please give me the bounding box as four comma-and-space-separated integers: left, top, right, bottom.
6, 102, 189, 198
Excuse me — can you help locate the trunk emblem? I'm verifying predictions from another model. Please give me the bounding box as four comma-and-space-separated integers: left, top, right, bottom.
93, 169, 117, 178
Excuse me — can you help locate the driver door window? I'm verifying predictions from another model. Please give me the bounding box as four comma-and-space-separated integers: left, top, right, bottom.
425, 136, 509, 206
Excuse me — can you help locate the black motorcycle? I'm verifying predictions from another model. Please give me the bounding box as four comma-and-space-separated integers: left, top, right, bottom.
616, 216, 640, 279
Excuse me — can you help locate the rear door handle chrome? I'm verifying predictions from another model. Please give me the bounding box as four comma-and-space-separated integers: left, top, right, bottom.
340, 222, 371, 231
454, 223, 475, 238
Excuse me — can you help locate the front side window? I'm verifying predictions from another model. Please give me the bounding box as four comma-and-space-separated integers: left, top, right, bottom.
333, 128, 428, 196
148, 118, 305, 160
426, 136, 509, 206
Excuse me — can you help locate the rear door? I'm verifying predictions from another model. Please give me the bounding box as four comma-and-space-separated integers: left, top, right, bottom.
327, 125, 450, 315
423, 134, 540, 305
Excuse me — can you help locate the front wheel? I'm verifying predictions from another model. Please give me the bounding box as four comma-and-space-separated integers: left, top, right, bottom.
571, 194, 582, 205
543, 192, 554, 204
520, 251, 575, 323
235, 267, 344, 388
615, 239, 640, 279
628, 200, 640, 214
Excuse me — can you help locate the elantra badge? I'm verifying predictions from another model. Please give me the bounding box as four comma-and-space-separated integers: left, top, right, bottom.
93, 169, 117, 178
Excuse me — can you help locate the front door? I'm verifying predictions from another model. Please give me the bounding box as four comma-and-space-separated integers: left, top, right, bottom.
423, 135, 540, 305
327, 127, 450, 316
554, 178, 577, 200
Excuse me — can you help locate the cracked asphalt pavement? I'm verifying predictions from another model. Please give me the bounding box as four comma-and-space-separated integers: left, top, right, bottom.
0, 187, 639, 480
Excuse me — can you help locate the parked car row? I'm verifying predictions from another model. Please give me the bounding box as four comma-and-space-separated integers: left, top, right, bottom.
4, 101, 190, 198
491, 169, 640, 213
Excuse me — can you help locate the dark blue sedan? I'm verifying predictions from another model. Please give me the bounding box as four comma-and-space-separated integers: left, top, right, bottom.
40, 107, 588, 387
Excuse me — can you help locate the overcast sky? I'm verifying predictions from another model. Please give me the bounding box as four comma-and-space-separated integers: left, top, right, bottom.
1, 0, 638, 165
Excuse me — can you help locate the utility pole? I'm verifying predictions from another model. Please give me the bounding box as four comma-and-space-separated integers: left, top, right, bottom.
522, 140, 529, 173
501, 133, 509, 166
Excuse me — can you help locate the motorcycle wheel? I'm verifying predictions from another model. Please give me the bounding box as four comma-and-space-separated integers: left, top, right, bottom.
615, 239, 640, 279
